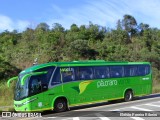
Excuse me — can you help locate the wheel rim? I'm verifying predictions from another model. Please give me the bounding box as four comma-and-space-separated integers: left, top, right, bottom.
125, 91, 132, 101
57, 103, 63, 109
127, 93, 131, 100
54, 99, 67, 112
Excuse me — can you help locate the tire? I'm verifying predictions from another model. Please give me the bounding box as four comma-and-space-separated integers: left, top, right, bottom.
54, 98, 67, 112
124, 90, 133, 102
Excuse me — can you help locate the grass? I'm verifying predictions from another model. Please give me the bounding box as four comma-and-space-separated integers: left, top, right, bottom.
0, 80, 15, 107
152, 84, 160, 93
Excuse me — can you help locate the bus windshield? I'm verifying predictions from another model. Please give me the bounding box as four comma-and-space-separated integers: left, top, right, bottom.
14, 66, 55, 101
14, 74, 29, 101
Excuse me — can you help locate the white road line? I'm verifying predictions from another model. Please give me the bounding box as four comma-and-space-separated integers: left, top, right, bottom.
73, 117, 80, 120
130, 117, 145, 120
46, 117, 57, 118
95, 113, 111, 120
110, 109, 120, 111
145, 103, 160, 107
149, 101, 160, 104
130, 106, 153, 111
61, 117, 75, 120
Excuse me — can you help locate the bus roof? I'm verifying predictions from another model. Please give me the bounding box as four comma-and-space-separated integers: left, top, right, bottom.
20, 60, 150, 74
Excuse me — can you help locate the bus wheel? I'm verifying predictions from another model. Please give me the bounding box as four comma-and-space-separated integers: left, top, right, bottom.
124, 90, 133, 102
54, 98, 67, 112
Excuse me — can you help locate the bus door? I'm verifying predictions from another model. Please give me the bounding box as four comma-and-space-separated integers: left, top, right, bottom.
28, 74, 46, 111
29, 66, 55, 111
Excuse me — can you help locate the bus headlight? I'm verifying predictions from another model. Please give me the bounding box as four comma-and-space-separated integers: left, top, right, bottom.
23, 97, 38, 105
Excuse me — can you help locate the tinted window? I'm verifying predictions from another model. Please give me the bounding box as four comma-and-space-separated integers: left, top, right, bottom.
138, 65, 150, 76
145, 65, 150, 75
94, 66, 109, 79
124, 65, 138, 77
78, 67, 93, 80
61, 67, 75, 83
51, 67, 61, 85
35, 66, 55, 85
110, 66, 123, 78
29, 75, 42, 95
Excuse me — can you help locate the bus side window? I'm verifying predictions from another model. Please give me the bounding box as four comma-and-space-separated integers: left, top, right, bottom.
29, 76, 42, 95
138, 65, 150, 76
51, 67, 61, 85
35, 66, 55, 85
61, 67, 75, 83
124, 66, 130, 77
110, 66, 123, 78
145, 65, 150, 75
79, 67, 93, 80
130, 66, 138, 76
94, 66, 109, 79
124, 65, 137, 77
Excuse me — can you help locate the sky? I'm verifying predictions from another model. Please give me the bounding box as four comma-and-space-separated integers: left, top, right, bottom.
0, 0, 160, 32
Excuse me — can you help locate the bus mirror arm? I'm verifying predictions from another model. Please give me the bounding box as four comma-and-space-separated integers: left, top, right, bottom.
7, 76, 18, 87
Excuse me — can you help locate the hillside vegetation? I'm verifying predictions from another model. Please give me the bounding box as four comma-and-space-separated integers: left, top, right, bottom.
0, 14, 160, 106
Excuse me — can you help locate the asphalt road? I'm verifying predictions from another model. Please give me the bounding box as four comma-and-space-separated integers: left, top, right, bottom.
42, 94, 160, 120
1, 93, 160, 120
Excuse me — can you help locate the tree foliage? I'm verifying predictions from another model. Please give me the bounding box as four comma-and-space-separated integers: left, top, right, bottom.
0, 14, 160, 86
122, 14, 137, 37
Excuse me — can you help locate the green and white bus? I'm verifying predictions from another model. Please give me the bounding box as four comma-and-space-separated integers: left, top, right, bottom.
7, 60, 152, 112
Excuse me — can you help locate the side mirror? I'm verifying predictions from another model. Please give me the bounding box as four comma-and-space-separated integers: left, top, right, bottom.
7, 76, 18, 87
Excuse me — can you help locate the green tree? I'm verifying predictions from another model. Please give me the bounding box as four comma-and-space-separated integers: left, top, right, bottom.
122, 14, 137, 37
70, 24, 79, 32
138, 23, 149, 35
116, 19, 122, 30
67, 39, 97, 60
36, 23, 50, 31
52, 23, 64, 32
